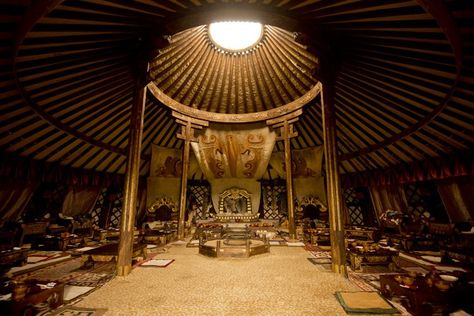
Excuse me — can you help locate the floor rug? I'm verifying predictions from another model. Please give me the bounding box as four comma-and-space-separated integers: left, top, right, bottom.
307, 257, 332, 265
308, 250, 332, 259
14, 257, 82, 281
27, 255, 50, 263
48, 306, 107, 316
348, 271, 376, 292
67, 273, 113, 287
335, 291, 399, 315
63, 285, 95, 301
9, 254, 72, 276
269, 240, 286, 246
139, 258, 174, 267
186, 239, 200, 247
287, 241, 305, 247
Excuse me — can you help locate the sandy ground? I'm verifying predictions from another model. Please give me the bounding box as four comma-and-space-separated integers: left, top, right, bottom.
76, 245, 357, 315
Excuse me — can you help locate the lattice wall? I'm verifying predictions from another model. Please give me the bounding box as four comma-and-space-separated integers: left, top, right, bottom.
89, 188, 106, 227
108, 191, 123, 228
344, 187, 365, 225
188, 181, 211, 220
89, 187, 124, 228
261, 180, 287, 220
404, 182, 448, 222
405, 184, 425, 219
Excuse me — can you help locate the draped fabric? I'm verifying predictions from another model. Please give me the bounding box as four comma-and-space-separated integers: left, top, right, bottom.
269, 146, 324, 178
191, 123, 276, 212
147, 145, 183, 209
0, 153, 123, 187
192, 123, 276, 180
61, 186, 101, 217
0, 180, 37, 224
369, 185, 408, 218
269, 147, 326, 204
149, 146, 182, 178
343, 152, 473, 188
437, 176, 474, 222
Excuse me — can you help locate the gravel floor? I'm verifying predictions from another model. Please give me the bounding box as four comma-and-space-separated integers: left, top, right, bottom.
75, 245, 357, 315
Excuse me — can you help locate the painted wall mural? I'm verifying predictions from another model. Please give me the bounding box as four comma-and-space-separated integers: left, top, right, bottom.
192, 123, 275, 180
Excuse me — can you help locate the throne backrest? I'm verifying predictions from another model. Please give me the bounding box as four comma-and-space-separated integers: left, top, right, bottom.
218, 188, 252, 213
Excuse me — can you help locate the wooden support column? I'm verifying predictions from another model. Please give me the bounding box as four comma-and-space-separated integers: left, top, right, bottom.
173, 112, 208, 240
267, 110, 301, 241
117, 71, 147, 277
321, 83, 347, 277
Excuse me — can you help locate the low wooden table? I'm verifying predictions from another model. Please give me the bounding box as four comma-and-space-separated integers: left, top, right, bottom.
0, 248, 28, 274
386, 234, 434, 251
82, 243, 147, 264
345, 227, 380, 241
94, 229, 141, 243
0, 280, 64, 316
380, 274, 450, 315
18, 222, 48, 246
348, 248, 398, 272
143, 229, 176, 245
441, 245, 474, 265
306, 228, 330, 245
35, 235, 84, 251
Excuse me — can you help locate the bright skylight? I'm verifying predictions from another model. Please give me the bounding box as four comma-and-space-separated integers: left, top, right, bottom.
208, 21, 263, 51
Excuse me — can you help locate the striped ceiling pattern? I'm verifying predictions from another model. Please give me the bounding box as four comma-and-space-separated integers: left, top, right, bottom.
0, 0, 472, 177
150, 25, 318, 114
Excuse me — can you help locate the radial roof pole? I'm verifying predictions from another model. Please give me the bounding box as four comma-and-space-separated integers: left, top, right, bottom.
117, 63, 148, 277
321, 82, 347, 277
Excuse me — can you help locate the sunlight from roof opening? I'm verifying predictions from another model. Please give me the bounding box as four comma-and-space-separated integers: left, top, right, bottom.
209, 21, 263, 51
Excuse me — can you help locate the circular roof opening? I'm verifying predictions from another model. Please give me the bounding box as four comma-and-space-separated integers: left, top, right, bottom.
208, 21, 263, 51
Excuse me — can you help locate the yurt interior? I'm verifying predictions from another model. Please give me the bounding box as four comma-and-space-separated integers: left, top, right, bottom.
0, 1, 473, 315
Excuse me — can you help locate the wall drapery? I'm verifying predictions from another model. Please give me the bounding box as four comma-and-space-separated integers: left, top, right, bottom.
61, 186, 101, 217
368, 185, 408, 218
437, 177, 474, 222
0, 153, 123, 187
191, 123, 276, 213
269, 146, 326, 204
342, 153, 473, 188
0, 181, 37, 224
147, 145, 183, 211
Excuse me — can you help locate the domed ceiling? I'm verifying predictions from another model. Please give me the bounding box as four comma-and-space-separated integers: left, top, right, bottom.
0, 0, 472, 177
149, 24, 318, 114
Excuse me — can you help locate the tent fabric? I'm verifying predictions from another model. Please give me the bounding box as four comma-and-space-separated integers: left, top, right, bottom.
61, 186, 102, 217
343, 153, 473, 188
437, 177, 474, 222
369, 184, 408, 218
0, 181, 36, 224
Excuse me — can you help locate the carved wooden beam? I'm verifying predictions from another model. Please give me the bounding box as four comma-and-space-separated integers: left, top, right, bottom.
173, 112, 208, 240
267, 110, 302, 241
148, 82, 320, 124
117, 73, 148, 277
321, 83, 347, 277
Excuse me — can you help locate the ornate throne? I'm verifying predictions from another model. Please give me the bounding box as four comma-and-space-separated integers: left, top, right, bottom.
215, 188, 259, 222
